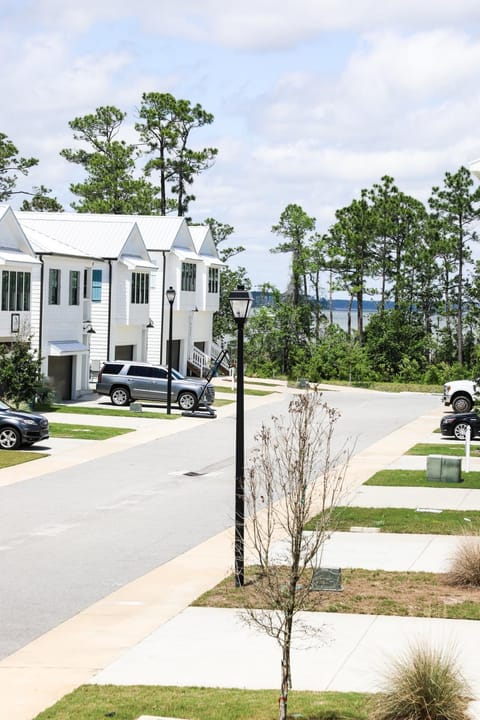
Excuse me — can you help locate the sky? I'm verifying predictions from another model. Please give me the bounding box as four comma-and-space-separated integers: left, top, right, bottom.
2, 0, 480, 291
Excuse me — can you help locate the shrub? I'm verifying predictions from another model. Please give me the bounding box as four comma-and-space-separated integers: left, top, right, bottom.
371, 643, 472, 720
447, 532, 480, 587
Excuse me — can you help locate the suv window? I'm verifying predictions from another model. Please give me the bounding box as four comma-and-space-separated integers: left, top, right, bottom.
102, 363, 122, 375
127, 365, 153, 378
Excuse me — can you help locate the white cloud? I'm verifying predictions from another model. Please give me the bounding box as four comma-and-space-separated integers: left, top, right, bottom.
3, 2, 480, 288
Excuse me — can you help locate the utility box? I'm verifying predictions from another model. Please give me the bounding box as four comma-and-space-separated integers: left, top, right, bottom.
312, 568, 343, 591
426, 455, 462, 483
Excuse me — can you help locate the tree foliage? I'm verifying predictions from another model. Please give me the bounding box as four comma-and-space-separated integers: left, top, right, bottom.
136, 92, 217, 216
0, 132, 61, 209
0, 132, 38, 201
0, 336, 43, 408
254, 166, 480, 382
60, 106, 157, 214
60, 94, 217, 216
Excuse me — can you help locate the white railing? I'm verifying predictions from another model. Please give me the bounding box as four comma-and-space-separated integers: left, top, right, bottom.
189, 343, 231, 377
210, 341, 230, 371
190, 346, 210, 377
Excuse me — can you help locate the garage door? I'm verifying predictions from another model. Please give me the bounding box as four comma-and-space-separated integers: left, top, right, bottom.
115, 345, 134, 361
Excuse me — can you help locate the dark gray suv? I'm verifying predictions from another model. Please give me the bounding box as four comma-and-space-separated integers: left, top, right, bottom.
95, 361, 215, 410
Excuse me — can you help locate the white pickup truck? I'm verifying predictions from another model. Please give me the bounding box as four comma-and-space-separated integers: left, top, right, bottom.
443, 378, 478, 413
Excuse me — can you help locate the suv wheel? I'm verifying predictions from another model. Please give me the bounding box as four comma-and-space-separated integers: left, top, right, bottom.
110, 386, 131, 406
452, 395, 473, 413
0, 426, 21, 450
178, 391, 197, 411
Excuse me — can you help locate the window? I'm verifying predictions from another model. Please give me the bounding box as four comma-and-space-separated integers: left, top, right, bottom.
92, 269, 102, 302
131, 272, 149, 304
48, 269, 61, 305
1, 271, 31, 311
69, 271, 80, 305
208, 267, 219, 293
83, 268, 90, 299
181, 262, 196, 292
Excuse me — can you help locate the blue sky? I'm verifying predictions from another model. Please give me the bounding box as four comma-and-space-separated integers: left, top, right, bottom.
2, 1, 480, 290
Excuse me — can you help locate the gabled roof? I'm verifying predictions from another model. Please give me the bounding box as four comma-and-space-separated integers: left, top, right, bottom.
22, 225, 97, 258
189, 225, 216, 255
189, 224, 226, 267
20, 211, 196, 253
0, 204, 39, 264
120, 215, 195, 252
16, 211, 153, 264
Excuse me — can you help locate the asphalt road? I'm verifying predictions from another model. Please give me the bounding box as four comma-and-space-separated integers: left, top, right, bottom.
0, 387, 441, 659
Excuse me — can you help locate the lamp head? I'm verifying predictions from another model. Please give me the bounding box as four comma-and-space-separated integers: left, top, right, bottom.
229, 286, 253, 323
166, 286, 176, 305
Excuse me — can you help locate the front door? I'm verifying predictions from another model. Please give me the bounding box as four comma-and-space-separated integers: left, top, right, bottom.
166, 339, 181, 371
48, 355, 73, 401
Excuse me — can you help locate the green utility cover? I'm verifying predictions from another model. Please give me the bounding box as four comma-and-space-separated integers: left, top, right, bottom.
426, 454, 462, 483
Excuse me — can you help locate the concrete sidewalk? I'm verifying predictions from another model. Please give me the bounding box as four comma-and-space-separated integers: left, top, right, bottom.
91, 607, 480, 699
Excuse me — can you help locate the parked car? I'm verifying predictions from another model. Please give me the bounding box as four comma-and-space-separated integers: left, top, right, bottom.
442, 378, 478, 413
440, 411, 480, 440
0, 400, 49, 450
95, 361, 215, 410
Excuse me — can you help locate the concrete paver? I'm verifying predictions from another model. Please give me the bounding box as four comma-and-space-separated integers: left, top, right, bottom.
270, 530, 462, 572
91, 607, 480, 697
350, 484, 480, 510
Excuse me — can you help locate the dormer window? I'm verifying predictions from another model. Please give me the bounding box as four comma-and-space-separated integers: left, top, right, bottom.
131, 272, 149, 304
208, 267, 219, 293
181, 262, 196, 292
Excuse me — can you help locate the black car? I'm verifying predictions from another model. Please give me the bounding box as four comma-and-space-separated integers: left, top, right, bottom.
440, 412, 480, 441
0, 400, 49, 450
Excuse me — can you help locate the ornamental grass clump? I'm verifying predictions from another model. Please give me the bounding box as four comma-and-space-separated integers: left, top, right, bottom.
371, 644, 472, 720
447, 532, 480, 587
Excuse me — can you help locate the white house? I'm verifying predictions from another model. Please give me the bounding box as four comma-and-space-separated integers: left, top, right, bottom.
18, 212, 157, 399
0, 205, 41, 347
47, 213, 224, 376
1, 208, 223, 400
124, 216, 224, 374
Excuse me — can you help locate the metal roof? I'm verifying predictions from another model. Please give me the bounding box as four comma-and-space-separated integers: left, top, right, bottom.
189, 224, 222, 261
120, 255, 158, 270
49, 340, 89, 355
0, 247, 41, 265
21, 225, 94, 258
17, 212, 148, 260
17, 211, 194, 252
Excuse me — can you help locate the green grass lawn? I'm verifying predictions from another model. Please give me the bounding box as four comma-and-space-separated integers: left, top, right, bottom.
49, 423, 135, 440
313, 380, 442, 394
34, 685, 371, 720
364, 468, 480, 489
0, 449, 48, 467
193, 566, 480, 621
44, 405, 181, 419
42, 400, 232, 417
213, 385, 276, 396
407, 443, 480, 457
306, 506, 480, 534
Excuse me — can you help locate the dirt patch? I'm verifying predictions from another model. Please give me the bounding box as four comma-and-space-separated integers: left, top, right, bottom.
193, 567, 480, 620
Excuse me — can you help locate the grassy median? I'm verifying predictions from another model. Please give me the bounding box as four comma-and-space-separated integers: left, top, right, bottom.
34, 686, 371, 720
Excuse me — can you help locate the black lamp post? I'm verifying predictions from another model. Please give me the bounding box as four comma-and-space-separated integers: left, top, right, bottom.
166, 286, 176, 414
229, 286, 253, 587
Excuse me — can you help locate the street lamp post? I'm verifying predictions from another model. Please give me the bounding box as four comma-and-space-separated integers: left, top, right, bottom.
166, 286, 176, 415
229, 286, 253, 587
